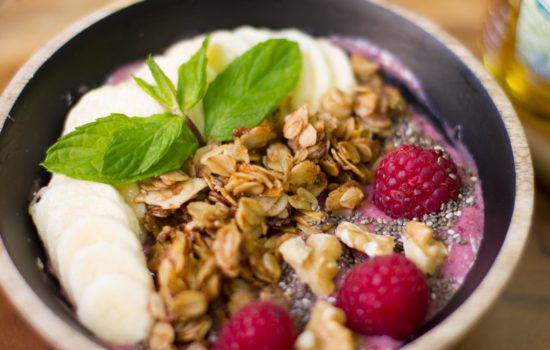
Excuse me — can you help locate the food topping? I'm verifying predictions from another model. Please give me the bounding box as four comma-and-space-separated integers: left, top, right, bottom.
295, 301, 355, 350
403, 221, 448, 274
214, 301, 297, 350
278, 234, 342, 296
138, 175, 208, 212
336, 255, 429, 339
325, 181, 365, 214
335, 221, 395, 257
373, 144, 461, 219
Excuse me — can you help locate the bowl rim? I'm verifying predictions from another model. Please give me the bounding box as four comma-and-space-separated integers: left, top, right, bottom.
0, 0, 534, 349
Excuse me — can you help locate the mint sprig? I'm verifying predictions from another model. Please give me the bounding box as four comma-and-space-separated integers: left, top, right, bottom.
133, 57, 179, 113
203, 39, 302, 141
42, 114, 198, 184
43, 36, 303, 184
177, 36, 210, 111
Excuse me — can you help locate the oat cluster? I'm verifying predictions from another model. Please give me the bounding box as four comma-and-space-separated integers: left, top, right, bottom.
137, 55, 410, 349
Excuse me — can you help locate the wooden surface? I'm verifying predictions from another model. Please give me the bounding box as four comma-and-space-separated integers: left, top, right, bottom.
0, 0, 545, 349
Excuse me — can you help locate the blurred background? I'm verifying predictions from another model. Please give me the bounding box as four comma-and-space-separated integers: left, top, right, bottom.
1, 0, 549, 349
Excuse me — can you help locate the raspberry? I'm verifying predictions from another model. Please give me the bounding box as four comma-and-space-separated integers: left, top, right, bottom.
373, 144, 461, 219
214, 301, 297, 350
336, 254, 429, 339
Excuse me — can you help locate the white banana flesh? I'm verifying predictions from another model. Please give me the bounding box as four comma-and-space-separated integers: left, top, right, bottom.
31, 26, 357, 345
77, 275, 153, 345
318, 39, 356, 92
116, 183, 146, 219
63, 83, 164, 135
56, 217, 143, 286
68, 243, 151, 304
29, 177, 152, 344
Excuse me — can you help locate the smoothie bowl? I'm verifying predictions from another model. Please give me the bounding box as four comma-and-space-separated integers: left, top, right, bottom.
0, 0, 534, 349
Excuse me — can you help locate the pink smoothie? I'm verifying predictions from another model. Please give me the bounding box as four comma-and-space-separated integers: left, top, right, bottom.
331, 37, 485, 350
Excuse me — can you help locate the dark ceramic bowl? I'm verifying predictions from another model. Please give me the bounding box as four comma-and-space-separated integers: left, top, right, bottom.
0, 0, 534, 349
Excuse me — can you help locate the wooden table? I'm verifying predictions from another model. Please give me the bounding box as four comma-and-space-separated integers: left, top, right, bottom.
1, 0, 549, 349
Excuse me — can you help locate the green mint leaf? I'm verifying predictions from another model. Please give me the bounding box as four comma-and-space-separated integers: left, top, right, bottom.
146, 56, 178, 110
101, 115, 188, 178
203, 38, 302, 141
133, 76, 168, 107
42, 113, 198, 184
133, 56, 178, 111
177, 36, 210, 111
42, 114, 128, 181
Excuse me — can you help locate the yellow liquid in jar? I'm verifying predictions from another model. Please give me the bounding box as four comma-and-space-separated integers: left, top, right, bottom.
482, 0, 550, 120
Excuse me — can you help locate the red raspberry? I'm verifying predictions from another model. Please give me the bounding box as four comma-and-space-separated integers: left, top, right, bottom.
336, 254, 429, 339
214, 301, 297, 350
373, 144, 461, 219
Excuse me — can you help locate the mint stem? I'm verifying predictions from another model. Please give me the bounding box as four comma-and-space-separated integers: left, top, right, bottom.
184, 115, 206, 146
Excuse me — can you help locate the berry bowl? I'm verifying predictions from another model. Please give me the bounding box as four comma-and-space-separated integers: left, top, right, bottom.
0, 0, 534, 349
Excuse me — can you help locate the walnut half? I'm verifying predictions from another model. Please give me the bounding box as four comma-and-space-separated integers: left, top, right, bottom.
277, 234, 342, 296
295, 301, 355, 350
403, 221, 448, 274
335, 221, 395, 257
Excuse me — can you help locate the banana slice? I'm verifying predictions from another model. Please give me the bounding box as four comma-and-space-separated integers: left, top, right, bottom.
166, 35, 206, 58
31, 182, 138, 233
116, 182, 146, 219
274, 29, 333, 111
63, 83, 164, 134
317, 39, 356, 92
47, 174, 71, 187
30, 182, 132, 246
233, 25, 270, 46
56, 217, 143, 284
35, 193, 140, 272
168, 30, 249, 74
77, 274, 152, 344
205, 30, 251, 73
68, 243, 151, 304
40, 177, 127, 205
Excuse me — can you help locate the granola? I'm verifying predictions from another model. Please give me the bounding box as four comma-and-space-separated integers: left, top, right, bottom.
135, 52, 413, 348
112, 42, 482, 350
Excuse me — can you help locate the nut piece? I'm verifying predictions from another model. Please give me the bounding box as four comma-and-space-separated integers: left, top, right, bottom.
295, 301, 355, 350
141, 177, 208, 210
403, 221, 448, 274
335, 222, 395, 257
278, 234, 342, 296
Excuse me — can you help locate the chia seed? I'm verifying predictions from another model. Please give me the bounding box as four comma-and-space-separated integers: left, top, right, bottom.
278, 263, 315, 330
427, 275, 458, 317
